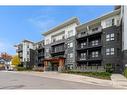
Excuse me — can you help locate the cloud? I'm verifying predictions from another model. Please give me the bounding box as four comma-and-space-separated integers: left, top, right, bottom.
27, 7, 59, 33
0, 39, 15, 55
28, 16, 56, 32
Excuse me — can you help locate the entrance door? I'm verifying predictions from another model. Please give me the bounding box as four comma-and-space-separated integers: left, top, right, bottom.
52, 63, 59, 71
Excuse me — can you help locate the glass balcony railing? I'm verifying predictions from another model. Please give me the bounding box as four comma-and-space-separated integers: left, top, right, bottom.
77, 26, 102, 39
77, 55, 102, 61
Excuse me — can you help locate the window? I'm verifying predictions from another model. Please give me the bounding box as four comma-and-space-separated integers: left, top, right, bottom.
91, 40, 99, 46
68, 42, 73, 48
70, 42, 73, 47
52, 38, 56, 42
27, 45, 29, 48
81, 31, 86, 35
46, 39, 49, 44
92, 27, 98, 32
68, 53, 73, 58
105, 18, 115, 28
92, 51, 99, 58
111, 48, 115, 55
106, 48, 115, 55
106, 49, 110, 55
68, 30, 73, 38
46, 48, 49, 52
27, 51, 29, 55
106, 33, 115, 41
111, 33, 114, 40
81, 42, 86, 48
80, 53, 86, 60
27, 58, 29, 61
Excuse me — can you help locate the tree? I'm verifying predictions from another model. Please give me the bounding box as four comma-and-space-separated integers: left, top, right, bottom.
11, 55, 20, 66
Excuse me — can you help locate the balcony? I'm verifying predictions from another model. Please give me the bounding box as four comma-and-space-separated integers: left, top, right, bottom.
77, 42, 102, 51
51, 38, 65, 46
51, 49, 65, 55
77, 57, 87, 62
88, 41, 102, 49
77, 53, 102, 62
37, 45, 44, 50
88, 27, 102, 35
76, 27, 102, 39
17, 48, 23, 52
76, 32, 88, 39
88, 55, 102, 61
38, 52, 44, 57
77, 45, 88, 51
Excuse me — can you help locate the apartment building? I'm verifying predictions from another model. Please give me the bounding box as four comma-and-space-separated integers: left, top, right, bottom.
15, 40, 35, 68
76, 8, 122, 73
42, 18, 79, 71
15, 6, 127, 73
34, 40, 45, 67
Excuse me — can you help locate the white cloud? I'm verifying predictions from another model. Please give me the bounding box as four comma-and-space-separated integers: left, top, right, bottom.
29, 16, 56, 32
28, 7, 59, 32
0, 39, 15, 54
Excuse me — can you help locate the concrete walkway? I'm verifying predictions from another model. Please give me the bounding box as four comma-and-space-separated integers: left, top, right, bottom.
111, 74, 127, 88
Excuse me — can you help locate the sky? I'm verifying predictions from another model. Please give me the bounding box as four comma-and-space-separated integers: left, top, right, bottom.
0, 6, 114, 55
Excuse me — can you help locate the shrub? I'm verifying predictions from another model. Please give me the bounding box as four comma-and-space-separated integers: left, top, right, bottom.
16, 66, 32, 71
105, 63, 114, 73
32, 67, 44, 72
63, 70, 111, 80
124, 68, 127, 78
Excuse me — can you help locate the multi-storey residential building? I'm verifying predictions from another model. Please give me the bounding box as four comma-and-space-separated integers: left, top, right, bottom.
15, 6, 127, 73
76, 8, 122, 73
34, 40, 45, 67
15, 40, 35, 68
42, 18, 80, 71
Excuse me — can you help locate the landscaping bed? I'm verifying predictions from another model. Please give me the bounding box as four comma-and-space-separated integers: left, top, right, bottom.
15, 67, 32, 71
124, 68, 127, 78
62, 70, 112, 80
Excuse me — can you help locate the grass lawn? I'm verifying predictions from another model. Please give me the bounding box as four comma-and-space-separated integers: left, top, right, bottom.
63, 71, 112, 80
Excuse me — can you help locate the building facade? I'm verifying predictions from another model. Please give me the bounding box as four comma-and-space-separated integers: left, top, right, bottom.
34, 40, 45, 67
42, 18, 79, 71
76, 8, 122, 73
15, 6, 127, 73
15, 40, 35, 68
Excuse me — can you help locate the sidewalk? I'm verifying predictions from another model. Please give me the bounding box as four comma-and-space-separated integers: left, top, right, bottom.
111, 74, 127, 88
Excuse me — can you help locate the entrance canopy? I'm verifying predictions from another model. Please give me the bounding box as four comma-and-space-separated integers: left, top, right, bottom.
43, 57, 65, 71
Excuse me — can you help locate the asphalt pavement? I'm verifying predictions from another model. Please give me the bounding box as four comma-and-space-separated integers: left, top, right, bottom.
0, 71, 115, 89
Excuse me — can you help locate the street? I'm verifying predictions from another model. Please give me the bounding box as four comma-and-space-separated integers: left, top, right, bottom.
0, 71, 115, 89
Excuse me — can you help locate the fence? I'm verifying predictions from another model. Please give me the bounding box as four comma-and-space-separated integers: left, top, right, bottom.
66, 66, 105, 72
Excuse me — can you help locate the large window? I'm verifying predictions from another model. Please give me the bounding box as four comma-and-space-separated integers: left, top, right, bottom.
68, 42, 73, 48
68, 30, 73, 38
81, 42, 86, 48
46, 39, 49, 45
106, 48, 115, 55
91, 40, 99, 46
106, 33, 115, 41
105, 18, 114, 28
92, 51, 99, 58
68, 53, 73, 58
80, 52, 86, 60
